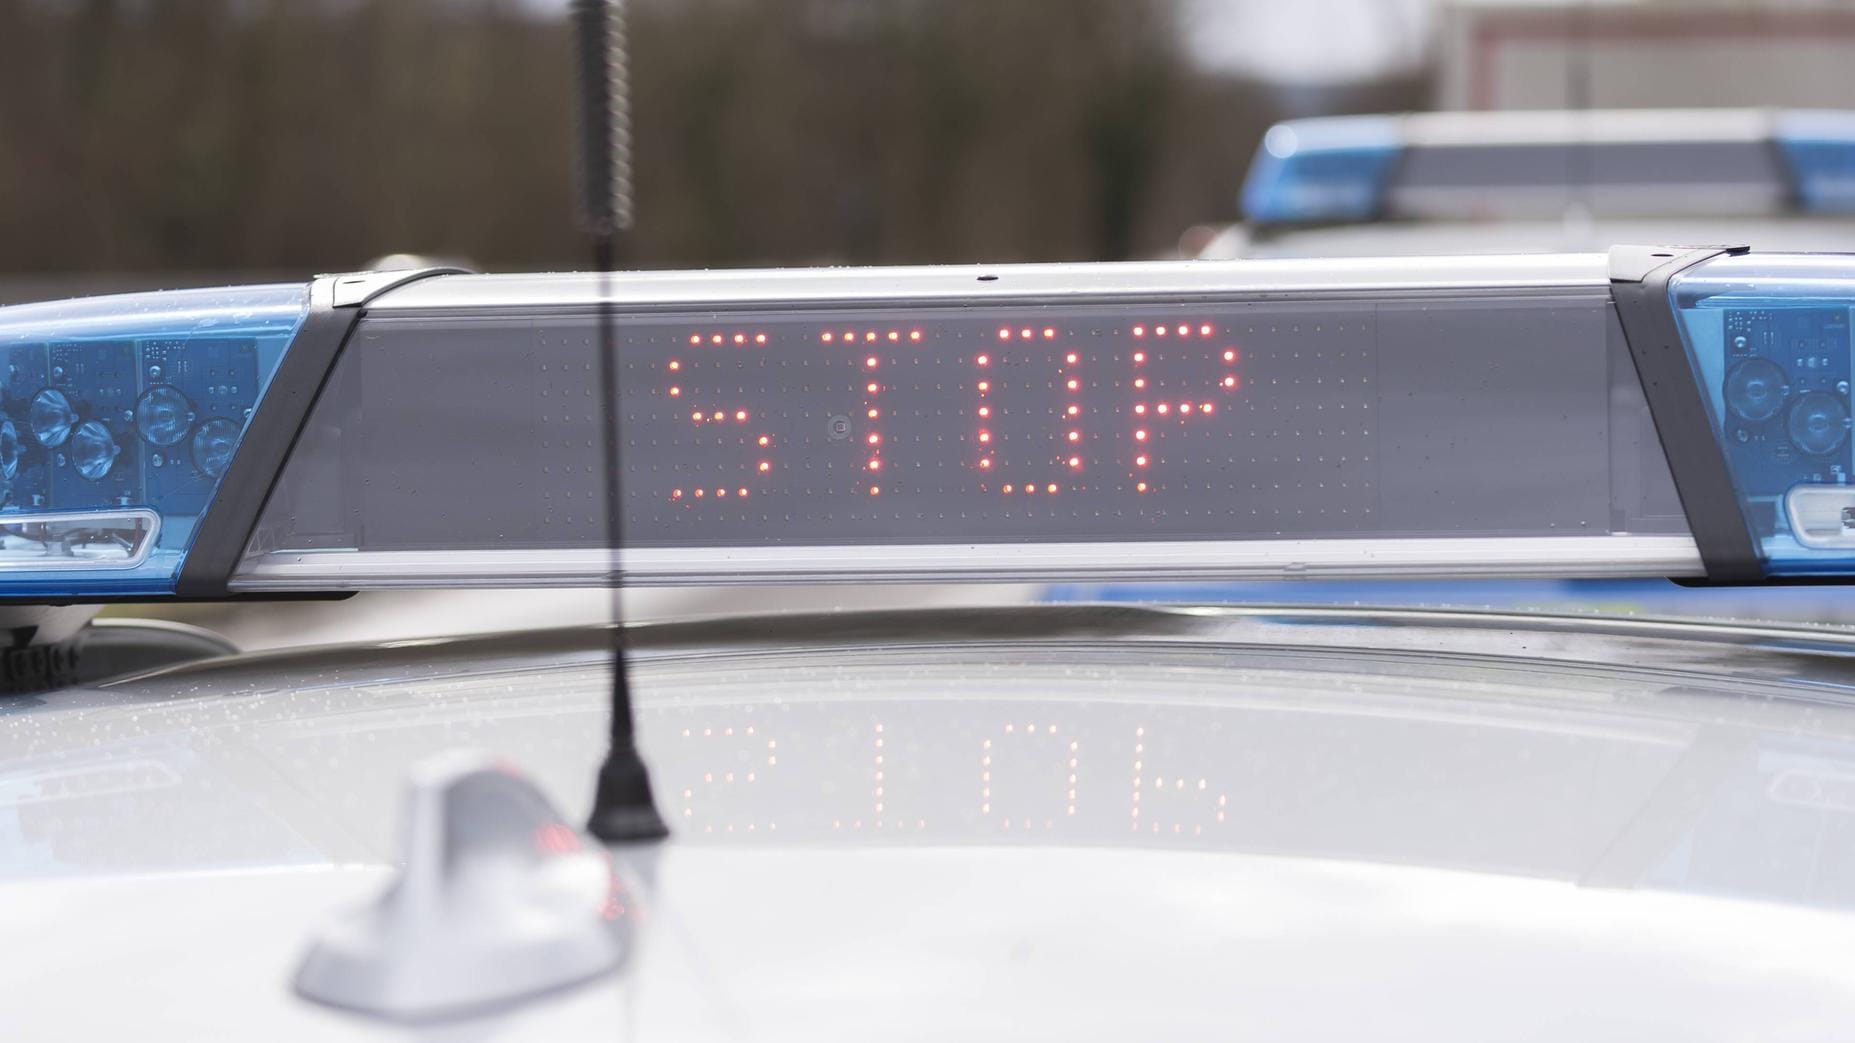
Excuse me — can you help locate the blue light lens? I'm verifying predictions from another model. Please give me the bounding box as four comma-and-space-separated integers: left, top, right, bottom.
134, 385, 195, 447
0, 283, 308, 595
1775, 110, 1855, 213
1668, 253, 1855, 576
190, 417, 240, 480
1240, 116, 1402, 224
29, 388, 76, 448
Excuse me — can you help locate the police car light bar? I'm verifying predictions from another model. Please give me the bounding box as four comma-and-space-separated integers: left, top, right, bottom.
5, 247, 1855, 599
1243, 109, 1855, 225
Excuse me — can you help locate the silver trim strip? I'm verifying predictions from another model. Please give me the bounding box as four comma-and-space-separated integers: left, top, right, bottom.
362, 255, 1612, 313
229, 535, 1704, 589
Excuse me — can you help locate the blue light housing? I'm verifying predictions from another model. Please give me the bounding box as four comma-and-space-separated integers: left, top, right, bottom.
1669, 253, 1855, 576
1775, 110, 1855, 213
0, 284, 308, 596
1239, 115, 1401, 224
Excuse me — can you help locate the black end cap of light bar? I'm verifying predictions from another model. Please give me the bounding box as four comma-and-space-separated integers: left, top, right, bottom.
175, 267, 469, 599
1610, 244, 1762, 585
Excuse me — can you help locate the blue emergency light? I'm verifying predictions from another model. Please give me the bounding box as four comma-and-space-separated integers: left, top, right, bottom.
0, 248, 1852, 599
1242, 109, 1855, 225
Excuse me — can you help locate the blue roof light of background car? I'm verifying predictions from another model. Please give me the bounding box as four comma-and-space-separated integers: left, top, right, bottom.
1775, 110, 1855, 213
1239, 115, 1402, 224
1668, 254, 1855, 577
0, 284, 308, 596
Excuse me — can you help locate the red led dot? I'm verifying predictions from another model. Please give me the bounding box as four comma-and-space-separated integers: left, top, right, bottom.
755, 333, 768, 345
758, 435, 771, 446
1065, 379, 1079, 391
1156, 326, 1168, 337
669, 386, 682, 397
1066, 405, 1080, 416
865, 356, 879, 369
910, 330, 923, 342
1136, 481, 1148, 493
1178, 402, 1191, 414
688, 335, 701, 346
977, 381, 990, 392
758, 460, 771, 472
1047, 483, 1059, 493
1223, 349, 1236, 362
843, 331, 855, 342
668, 360, 681, 371
997, 328, 1011, 341
1133, 351, 1146, 364
867, 433, 881, 445
711, 335, 723, 345
672, 488, 683, 499
868, 458, 882, 471
1065, 352, 1078, 365
888, 330, 900, 342
1223, 375, 1238, 388
1003, 484, 1014, 494
1133, 378, 1146, 389
979, 458, 993, 470
1067, 458, 1080, 470
976, 354, 990, 366
695, 488, 705, 497
1024, 484, 1036, 495
1200, 403, 1214, 414
1134, 404, 1147, 414
1176, 325, 1188, 337
1135, 429, 1148, 441
977, 431, 992, 444
690, 410, 702, 422
738, 487, 749, 498
1019, 328, 1033, 340
1157, 403, 1169, 414
735, 410, 748, 422
1043, 328, 1056, 340
867, 408, 879, 419
865, 331, 877, 343
978, 406, 991, 418
869, 486, 881, 496
713, 411, 725, 421
1135, 455, 1149, 467
1067, 430, 1081, 442
717, 488, 728, 498
1201, 325, 1214, 337
733, 333, 746, 345
1133, 326, 1146, 338
867, 382, 880, 394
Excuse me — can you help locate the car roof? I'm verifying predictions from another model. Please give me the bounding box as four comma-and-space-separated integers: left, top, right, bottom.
10, 604, 1855, 1037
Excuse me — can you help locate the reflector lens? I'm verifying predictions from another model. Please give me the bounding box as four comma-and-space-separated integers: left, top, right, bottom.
134, 385, 196, 447
69, 421, 120, 481
29, 388, 76, 449
191, 418, 241, 480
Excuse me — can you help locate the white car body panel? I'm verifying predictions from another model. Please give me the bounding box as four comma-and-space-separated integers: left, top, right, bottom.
7, 606, 1855, 1038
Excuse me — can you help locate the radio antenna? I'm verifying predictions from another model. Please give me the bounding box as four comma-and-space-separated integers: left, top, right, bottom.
572, 0, 667, 842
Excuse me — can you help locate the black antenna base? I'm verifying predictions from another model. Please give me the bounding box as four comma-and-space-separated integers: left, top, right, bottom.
587, 748, 670, 842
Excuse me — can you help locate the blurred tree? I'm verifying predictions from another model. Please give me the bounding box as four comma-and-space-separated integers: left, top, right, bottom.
0, 0, 1425, 274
